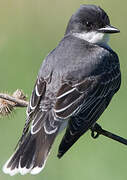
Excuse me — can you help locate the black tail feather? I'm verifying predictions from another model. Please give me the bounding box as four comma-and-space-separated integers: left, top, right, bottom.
3, 128, 57, 175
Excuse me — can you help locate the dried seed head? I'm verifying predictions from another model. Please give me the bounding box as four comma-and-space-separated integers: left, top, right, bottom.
0, 98, 14, 117
0, 89, 27, 117
12, 89, 27, 100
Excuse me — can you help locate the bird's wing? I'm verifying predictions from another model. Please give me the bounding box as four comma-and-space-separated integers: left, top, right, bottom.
55, 63, 121, 158
18, 76, 47, 144
54, 76, 98, 119
4, 73, 62, 175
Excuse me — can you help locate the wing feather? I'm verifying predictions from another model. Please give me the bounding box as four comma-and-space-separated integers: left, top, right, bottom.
27, 77, 46, 116
56, 63, 121, 158
18, 76, 46, 145
54, 77, 98, 119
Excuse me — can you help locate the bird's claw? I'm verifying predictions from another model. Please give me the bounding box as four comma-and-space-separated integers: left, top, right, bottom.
91, 130, 100, 139
90, 123, 102, 139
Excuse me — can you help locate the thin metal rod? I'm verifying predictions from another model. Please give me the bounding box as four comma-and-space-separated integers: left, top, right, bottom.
91, 123, 127, 145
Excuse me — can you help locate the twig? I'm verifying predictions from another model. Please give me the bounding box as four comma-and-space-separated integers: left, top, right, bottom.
0, 92, 28, 107
91, 123, 127, 146
0, 90, 28, 117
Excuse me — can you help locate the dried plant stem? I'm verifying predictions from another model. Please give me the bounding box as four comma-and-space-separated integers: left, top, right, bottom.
0, 93, 28, 107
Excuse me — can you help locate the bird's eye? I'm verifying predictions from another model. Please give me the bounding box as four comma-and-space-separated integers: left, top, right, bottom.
86, 21, 92, 27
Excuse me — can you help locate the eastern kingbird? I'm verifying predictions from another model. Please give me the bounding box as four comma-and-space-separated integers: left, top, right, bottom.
3, 4, 121, 176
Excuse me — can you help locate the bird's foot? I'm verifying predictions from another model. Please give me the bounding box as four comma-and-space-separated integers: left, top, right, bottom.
90, 123, 102, 139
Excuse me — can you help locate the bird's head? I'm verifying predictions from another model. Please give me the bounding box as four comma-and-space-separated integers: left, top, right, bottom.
65, 5, 120, 44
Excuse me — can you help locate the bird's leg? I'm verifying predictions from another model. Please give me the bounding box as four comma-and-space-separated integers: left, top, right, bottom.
90, 123, 102, 139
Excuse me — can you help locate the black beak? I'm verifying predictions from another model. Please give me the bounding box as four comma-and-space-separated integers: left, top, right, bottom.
98, 25, 120, 34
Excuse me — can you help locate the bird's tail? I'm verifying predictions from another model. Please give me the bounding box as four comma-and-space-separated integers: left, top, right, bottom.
3, 125, 58, 176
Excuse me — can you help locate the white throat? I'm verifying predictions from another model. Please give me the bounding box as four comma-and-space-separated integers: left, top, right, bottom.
73, 31, 109, 46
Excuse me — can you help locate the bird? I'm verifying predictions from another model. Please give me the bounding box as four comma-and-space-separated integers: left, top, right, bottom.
3, 4, 121, 176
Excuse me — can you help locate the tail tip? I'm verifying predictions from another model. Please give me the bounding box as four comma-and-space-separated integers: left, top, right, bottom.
57, 151, 63, 159
19, 166, 32, 175
2, 162, 18, 176
2, 161, 44, 176
30, 166, 44, 175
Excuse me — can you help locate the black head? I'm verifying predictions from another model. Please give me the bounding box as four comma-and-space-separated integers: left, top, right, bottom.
65, 5, 120, 35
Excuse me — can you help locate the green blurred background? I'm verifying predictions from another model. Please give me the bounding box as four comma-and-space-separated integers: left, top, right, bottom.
0, 0, 127, 179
